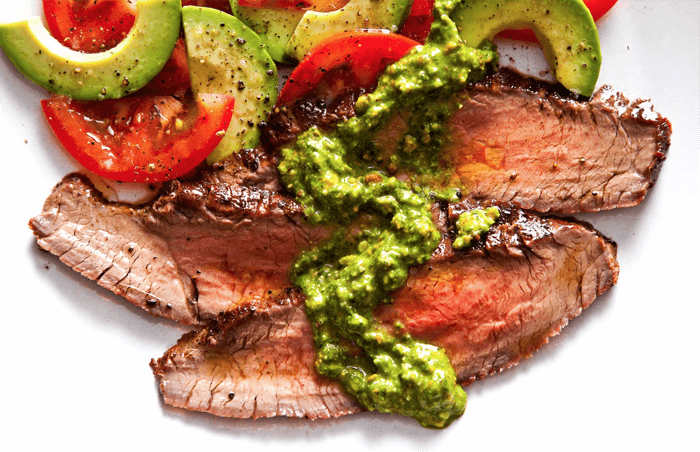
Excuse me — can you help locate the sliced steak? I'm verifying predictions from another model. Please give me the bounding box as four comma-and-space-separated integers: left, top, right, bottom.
267, 69, 670, 214
152, 208, 618, 420
447, 70, 670, 213
376, 204, 619, 383
151, 289, 362, 420
29, 173, 328, 325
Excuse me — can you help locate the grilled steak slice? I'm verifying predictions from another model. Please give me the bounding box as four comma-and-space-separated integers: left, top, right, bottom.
152, 209, 618, 420
446, 71, 670, 213
376, 203, 619, 383
29, 173, 328, 325
150, 289, 363, 420
267, 69, 670, 214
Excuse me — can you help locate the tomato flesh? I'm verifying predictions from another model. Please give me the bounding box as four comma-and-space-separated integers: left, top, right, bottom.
399, 0, 434, 44
277, 32, 420, 105
43, 0, 137, 53
43, 0, 232, 53
42, 94, 235, 182
139, 38, 191, 97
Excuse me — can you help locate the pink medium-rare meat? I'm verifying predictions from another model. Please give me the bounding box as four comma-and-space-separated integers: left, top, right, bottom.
445, 70, 670, 213
266, 69, 670, 215
29, 173, 328, 325
376, 203, 619, 384
28, 72, 666, 326
151, 207, 618, 420
150, 289, 363, 420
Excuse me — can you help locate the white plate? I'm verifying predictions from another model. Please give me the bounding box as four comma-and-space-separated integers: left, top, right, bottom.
1, 1, 698, 451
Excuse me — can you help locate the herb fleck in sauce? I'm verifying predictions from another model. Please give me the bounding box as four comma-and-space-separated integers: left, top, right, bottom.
277, 0, 498, 428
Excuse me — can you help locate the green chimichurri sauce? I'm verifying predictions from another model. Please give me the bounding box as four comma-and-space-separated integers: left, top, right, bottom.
453, 207, 500, 250
277, 0, 498, 428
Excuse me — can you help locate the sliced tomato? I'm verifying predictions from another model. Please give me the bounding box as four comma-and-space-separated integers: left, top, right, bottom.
43, 0, 232, 53
43, 0, 137, 53
41, 94, 235, 182
399, 0, 619, 44
277, 32, 420, 105
139, 38, 191, 97
399, 0, 434, 44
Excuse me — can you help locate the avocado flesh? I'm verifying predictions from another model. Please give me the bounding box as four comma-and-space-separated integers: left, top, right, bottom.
230, 1, 304, 64
182, 6, 278, 163
285, 0, 414, 62
0, 0, 181, 100
452, 0, 601, 96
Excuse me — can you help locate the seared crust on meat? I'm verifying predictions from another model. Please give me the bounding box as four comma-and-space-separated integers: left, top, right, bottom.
152, 208, 618, 419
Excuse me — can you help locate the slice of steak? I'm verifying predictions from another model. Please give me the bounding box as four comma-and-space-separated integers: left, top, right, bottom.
150, 289, 362, 420
447, 70, 670, 213
29, 173, 328, 325
267, 69, 670, 214
376, 203, 619, 383
152, 208, 618, 420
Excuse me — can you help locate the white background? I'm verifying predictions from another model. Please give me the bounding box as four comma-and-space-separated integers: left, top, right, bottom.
1, 1, 698, 451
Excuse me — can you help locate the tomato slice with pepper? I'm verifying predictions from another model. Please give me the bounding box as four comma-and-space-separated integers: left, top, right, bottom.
41, 94, 236, 182
42, 0, 232, 52
277, 32, 420, 105
399, 0, 619, 44
42, 0, 136, 53
139, 38, 191, 97
399, 0, 434, 43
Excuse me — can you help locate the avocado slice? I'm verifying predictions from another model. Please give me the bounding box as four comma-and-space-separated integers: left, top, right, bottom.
230, 1, 304, 64
182, 6, 278, 163
451, 0, 601, 96
285, 0, 414, 62
0, 0, 182, 100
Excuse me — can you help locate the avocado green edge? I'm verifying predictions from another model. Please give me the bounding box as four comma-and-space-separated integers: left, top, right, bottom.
181, 6, 278, 163
452, 0, 602, 96
0, 0, 182, 100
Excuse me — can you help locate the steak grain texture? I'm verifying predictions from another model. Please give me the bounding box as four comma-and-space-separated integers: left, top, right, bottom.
446, 71, 671, 213
152, 209, 618, 420
151, 291, 362, 420
377, 206, 619, 383
268, 69, 671, 214
29, 174, 327, 324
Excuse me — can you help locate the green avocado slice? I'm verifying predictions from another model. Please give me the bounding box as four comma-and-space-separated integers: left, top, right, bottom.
230, 1, 304, 64
182, 6, 278, 163
285, 0, 414, 62
0, 0, 182, 100
452, 0, 602, 96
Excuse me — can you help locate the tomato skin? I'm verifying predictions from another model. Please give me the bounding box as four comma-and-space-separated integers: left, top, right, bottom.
139, 38, 191, 97
277, 32, 420, 105
399, 0, 434, 44
43, 0, 232, 53
399, 0, 619, 43
41, 94, 235, 183
42, 0, 137, 53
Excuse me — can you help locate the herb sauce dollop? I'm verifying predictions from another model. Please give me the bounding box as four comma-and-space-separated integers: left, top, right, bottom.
277, 0, 498, 428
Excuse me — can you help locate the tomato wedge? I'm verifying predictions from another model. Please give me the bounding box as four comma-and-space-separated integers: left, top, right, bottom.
139, 38, 191, 97
42, 0, 137, 53
42, 94, 235, 183
399, 0, 434, 44
399, 0, 619, 44
277, 32, 420, 105
43, 0, 232, 53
